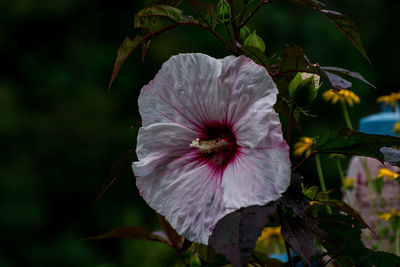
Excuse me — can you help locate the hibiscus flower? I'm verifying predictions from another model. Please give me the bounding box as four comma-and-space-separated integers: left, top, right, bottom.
132, 53, 291, 244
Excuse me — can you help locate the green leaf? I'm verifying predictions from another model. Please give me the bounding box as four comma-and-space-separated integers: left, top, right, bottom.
288, 72, 319, 108
93, 149, 137, 206
134, 5, 183, 32
194, 244, 217, 262
209, 203, 278, 267
313, 129, 400, 165
187, 0, 218, 28
83, 226, 170, 245
321, 66, 375, 89
288, 72, 303, 98
241, 45, 269, 68
301, 184, 319, 201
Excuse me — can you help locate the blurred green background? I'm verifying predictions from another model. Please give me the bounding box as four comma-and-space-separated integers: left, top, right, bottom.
1, 0, 399, 266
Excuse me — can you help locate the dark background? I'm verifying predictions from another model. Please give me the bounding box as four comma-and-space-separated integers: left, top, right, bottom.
1, 0, 399, 266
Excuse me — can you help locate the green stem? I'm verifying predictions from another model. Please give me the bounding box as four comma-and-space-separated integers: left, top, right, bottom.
341, 101, 353, 129
335, 159, 351, 204
315, 154, 332, 214
285, 241, 294, 267
396, 231, 400, 256
398, 182, 400, 213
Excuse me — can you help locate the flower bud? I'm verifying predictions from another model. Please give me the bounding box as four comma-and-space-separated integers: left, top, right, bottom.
240, 26, 251, 41
216, 0, 231, 23
244, 31, 266, 52
288, 72, 321, 108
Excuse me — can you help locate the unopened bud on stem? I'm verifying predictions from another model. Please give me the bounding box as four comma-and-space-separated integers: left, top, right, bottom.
244, 31, 266, 52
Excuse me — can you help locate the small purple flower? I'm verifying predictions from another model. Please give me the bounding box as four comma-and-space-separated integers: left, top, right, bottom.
132, 53, 291, 244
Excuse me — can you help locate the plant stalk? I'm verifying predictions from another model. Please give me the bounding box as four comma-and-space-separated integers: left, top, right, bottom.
285, 241, 294, 267
336, 159, 351, 204
315, 154, 332, 214
341, 101, 353, 129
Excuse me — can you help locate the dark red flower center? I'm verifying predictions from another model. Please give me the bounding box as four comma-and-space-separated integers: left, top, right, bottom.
192, 121, 238, 171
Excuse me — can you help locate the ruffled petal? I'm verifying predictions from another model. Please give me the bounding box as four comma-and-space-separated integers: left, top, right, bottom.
133, 122, 232, 244
217, 56, 277, 126
233, 96, 285, 149
221, 144, 291, 209
133, 53, 291, 244
138, 53, 229, 132
135, 123, 197, 160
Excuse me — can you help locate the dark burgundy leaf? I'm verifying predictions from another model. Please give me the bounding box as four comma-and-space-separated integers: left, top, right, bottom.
187, 0, 218, 28
280, 174, 309, 218
276, 45, 322, 76
150, 0, 183, 6
241, 46, 269, 69
321, 9, 370, 64
93, 150, 137, 206
274, 1, 370, 63
157, 213, 183, 249
108, 36, 144, 89
84, 226, 169, 245
323, 71, 352, 91
321, 66, 375, 88
311, 199, 372, 233
108, 6, 200, 88
313, 129, 400, 164
380, 146, 400, 166
209, 203, 278, 267
279, 214, 318, 267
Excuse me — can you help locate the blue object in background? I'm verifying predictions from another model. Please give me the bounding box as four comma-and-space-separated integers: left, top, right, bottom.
270, 252, 318, 266
359, 103, 400, 136
269, 253, 288, 262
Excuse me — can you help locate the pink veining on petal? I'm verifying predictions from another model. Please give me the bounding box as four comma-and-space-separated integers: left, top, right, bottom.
133, 53, 291, 244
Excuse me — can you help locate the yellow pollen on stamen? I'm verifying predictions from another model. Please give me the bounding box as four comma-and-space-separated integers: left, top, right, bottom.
190, 138, 229, 153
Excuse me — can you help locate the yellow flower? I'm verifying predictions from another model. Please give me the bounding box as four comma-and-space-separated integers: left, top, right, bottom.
293, 137, 314, 157
376, 168, 399, 181
257, 227, 284, 247
343, 177, 355, 190
393, 121, 400, 135
380, 209, 400, 221
322, 89, 360, 107
377, 92, 400, 106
